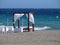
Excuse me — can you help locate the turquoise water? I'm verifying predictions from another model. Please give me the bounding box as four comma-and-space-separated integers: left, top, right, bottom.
0, 14, 60, 30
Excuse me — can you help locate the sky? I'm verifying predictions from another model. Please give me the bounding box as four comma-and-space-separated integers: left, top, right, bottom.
0, 0, 60, 8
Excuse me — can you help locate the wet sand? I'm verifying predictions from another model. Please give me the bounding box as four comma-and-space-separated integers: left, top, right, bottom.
0, 30, 60, 45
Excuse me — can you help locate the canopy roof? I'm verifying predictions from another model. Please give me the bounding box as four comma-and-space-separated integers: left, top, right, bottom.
14, 13, 34, 24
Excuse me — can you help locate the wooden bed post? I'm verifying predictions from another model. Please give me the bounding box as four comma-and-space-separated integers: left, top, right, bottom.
18, 18, 20, 28
28, 13, 30, 32
32, 24, 34, 32
13, 13, 15, 28
32, 12, 34, 32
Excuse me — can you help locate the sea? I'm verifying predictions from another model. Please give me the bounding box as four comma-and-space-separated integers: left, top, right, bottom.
0, 9, 60, 30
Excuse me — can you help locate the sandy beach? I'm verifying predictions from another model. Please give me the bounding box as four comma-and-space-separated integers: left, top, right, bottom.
0, 30, 60, 45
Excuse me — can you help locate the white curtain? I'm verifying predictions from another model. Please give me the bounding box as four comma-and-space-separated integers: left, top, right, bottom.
14, 13, 24, 23
26, 13, 34, 24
